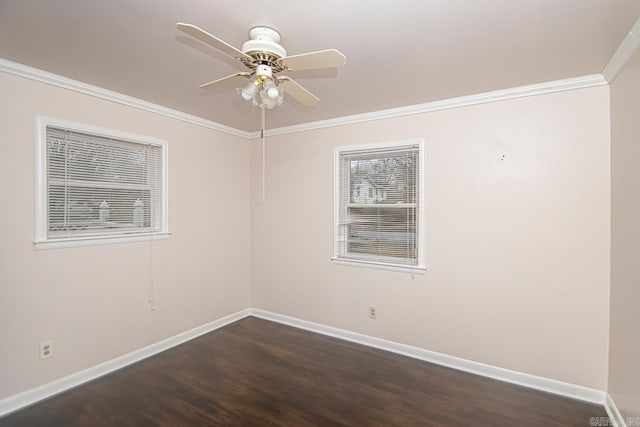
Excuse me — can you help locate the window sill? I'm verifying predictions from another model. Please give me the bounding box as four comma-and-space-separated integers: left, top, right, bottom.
331, 257, 426, 274
34, 231, 171, 250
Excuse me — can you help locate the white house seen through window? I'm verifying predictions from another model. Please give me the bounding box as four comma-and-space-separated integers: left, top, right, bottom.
334, 140, 425, 270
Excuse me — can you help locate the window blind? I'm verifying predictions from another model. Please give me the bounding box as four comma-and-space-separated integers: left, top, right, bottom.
45, 126, 163, 239
336, 144, 420, 266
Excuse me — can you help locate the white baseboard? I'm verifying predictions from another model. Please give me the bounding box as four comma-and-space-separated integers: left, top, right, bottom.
605, 393, 627, 427
0, 308, 251, 417
249, 308, 606, 405
0, 307, 608, 418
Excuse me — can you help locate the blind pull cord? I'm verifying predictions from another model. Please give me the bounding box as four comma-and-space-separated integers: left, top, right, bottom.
63, 130, 69, 230
148, 238, 155, 311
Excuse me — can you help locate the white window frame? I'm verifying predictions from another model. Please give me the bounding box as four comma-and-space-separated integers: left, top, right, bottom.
34, 116, 170, 249
332, 138, 426, 273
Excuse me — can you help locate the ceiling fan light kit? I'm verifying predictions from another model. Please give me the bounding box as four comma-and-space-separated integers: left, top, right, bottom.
241, 58, 283, 109
176, 23, 346, 109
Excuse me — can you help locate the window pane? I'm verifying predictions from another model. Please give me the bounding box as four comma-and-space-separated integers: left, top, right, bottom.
48, 185, 153, 235
347, 206, 417, 261
349, 154, 416, 205
336, 143, 421, 267
44, 125, 164, 240
47, 130, 153, 185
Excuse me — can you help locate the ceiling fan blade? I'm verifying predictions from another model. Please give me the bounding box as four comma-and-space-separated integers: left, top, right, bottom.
278, 76, 319, 106
177, 23, 252, 62
278, 49, 346, 71
199, 72, 251, 89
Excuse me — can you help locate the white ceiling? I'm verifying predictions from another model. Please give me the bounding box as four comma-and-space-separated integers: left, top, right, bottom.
1, 0, 639, 132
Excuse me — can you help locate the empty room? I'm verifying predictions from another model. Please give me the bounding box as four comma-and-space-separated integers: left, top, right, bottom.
0, 1, 638, 426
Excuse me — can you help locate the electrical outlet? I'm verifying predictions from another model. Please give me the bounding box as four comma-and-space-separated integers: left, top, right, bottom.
369, 305, 377, 319
40, 340, 53, 360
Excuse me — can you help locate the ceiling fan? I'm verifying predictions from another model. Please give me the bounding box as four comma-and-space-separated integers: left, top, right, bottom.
177, 23, 346, 109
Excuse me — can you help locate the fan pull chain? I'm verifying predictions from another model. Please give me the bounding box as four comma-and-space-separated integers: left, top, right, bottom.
261, 104, 266, 204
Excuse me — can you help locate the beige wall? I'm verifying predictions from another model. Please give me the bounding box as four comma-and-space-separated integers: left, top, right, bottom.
609, 48, 640, 417
0, 71, 251, 398
251, 86, 611, 390
0, 66, 614, 401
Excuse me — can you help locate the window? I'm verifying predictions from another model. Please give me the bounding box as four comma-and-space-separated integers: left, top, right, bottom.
35, 117, 169, 248
333, 139, 425, 271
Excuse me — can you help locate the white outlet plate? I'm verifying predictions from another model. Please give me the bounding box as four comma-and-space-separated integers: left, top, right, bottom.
369, 306, 377, 319
40, 340, 53, 359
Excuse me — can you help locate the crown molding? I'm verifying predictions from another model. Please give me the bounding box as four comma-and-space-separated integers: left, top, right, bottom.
256, 74, 607, 138
0, 57, 609, 140
603, 16, 640, 83
0, 57, 253, 139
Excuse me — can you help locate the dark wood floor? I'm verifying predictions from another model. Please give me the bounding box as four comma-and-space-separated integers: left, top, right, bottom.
1, 317, 605, 426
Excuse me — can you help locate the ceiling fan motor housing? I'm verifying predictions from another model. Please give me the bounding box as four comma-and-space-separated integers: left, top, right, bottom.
242, 26, 287, 58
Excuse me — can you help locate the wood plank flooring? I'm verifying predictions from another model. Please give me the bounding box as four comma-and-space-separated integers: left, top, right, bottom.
0, 317, 606, 426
